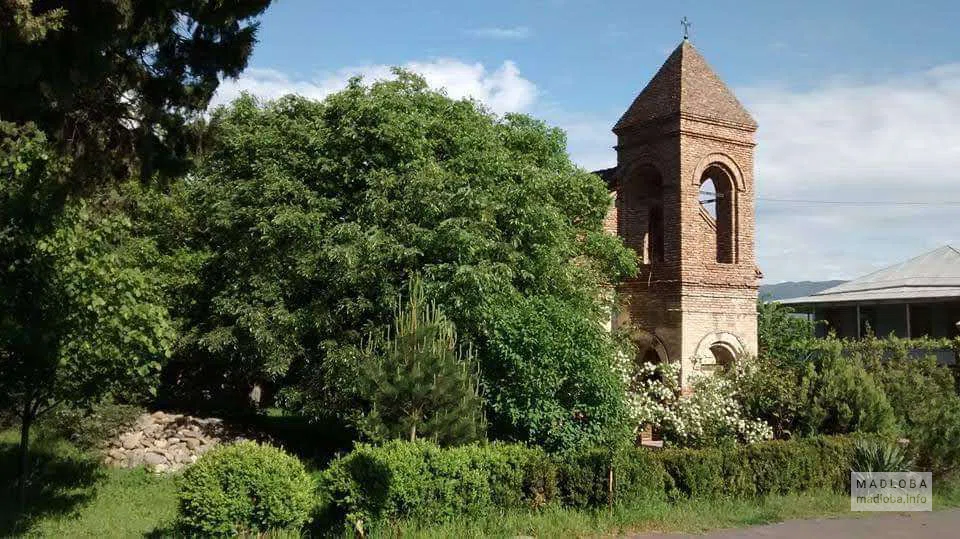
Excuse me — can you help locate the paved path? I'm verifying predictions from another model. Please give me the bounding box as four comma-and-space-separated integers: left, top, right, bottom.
634, 509, 960, 538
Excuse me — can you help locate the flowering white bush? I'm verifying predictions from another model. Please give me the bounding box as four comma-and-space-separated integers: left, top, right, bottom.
621, 359, 773, 448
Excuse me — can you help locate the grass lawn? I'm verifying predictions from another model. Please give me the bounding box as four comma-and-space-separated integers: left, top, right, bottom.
2, 426, 958, 538
0, 428, 176, 538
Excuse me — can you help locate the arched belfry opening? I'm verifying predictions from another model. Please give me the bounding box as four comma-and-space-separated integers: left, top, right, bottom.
698, 165, 736, 264
645, 174, 665, 264
619, 165, 665, 264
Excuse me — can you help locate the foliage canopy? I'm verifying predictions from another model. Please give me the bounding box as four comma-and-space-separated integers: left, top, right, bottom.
176, 73, 636, 449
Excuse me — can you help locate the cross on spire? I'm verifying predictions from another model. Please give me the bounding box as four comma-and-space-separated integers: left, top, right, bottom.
681, 16, 692, 40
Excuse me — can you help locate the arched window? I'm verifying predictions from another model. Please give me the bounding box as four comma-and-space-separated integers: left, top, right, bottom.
619, 165, 664, 264
646, 205, 664, 263
698, 165, 736, 263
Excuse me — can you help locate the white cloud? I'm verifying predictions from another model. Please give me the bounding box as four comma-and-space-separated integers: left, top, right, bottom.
465, 26, 532, 40
211, 59, 537, 115
741, 64, 960, 282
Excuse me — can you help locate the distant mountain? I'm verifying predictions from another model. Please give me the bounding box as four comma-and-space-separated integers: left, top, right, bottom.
759, 280, 846, 301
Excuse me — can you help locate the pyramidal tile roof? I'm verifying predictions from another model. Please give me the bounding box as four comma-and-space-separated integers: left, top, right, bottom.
782, 245, 960, 305
614, 40, 757, 132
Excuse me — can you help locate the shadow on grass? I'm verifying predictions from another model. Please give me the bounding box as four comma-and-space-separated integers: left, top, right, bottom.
0, 431, 103, 536
144, 524, 178, 538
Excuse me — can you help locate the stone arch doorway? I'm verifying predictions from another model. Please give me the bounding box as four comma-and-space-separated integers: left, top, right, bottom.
693, 331, 745, 374
631, 329, 668, 366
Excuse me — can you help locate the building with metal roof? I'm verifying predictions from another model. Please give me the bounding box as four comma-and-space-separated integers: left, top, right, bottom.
781, 245, 960, 362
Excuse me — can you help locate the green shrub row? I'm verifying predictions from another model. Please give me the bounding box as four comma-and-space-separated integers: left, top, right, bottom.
318, 441, 556, 529
319, 435, 861, 530
657, 436, 855, 500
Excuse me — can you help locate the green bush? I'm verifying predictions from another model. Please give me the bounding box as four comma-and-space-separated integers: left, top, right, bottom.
355, 276, 485, 446
649, 437, 857, 501
852, 439, 910, 473
177, 441, 315, 536
483, 294, 630, 452
42, 402, 144, 449
743, 440, 817, 496
729, 355, 807, 439
796, 341, 897, 436
557, 446, 665, 508
848, 337, 960, 479
320, 440, 556, 531
910, 396, 960, 479
658, 447, 722, 500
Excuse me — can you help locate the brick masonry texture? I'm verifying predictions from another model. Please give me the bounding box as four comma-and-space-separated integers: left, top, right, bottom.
602, 40, 759, 388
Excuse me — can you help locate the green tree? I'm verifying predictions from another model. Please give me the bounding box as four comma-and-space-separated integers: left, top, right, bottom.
757, 300, 817, 364
484, 295, 630, 450
0, 124, 174, 504
180, 74, 636, 448
0, 0, 272, 183
356, 276, 484, 445
799, 341, 896, 436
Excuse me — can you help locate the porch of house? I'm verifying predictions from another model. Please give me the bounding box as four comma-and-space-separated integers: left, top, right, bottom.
799, 300, 960, 364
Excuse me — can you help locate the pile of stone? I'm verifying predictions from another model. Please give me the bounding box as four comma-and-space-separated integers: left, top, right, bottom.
103, 411, 250, 473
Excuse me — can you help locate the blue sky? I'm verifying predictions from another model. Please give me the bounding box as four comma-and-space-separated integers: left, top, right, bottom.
213, 0, 960, 283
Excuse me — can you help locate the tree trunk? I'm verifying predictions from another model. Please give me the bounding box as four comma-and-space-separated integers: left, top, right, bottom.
18, 403, 33, 509
409, 423, 417, 442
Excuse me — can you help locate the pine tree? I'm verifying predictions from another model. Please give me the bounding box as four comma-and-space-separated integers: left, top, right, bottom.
0, 0, 273, 183
357, 276, 484, 445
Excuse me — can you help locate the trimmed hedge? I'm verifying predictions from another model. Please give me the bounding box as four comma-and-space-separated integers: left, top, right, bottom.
319, 440, 556, 528
557, 446, 665, 507
319, 435, 862, 530
658, 436, 856, 500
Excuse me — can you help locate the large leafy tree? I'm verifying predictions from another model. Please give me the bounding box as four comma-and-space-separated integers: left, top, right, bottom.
179, 74, 636, 449
0, 124, 175, 503
0, 0, 272, 183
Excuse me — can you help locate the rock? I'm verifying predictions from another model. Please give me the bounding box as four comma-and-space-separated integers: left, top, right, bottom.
103, 410, 254, 474
171, 448, 191, 464
144, 452, 168, 466
120, 432, 143, 450
127, 449, 146, 467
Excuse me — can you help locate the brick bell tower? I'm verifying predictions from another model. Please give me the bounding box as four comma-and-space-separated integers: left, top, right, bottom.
602, 39, 760, 388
